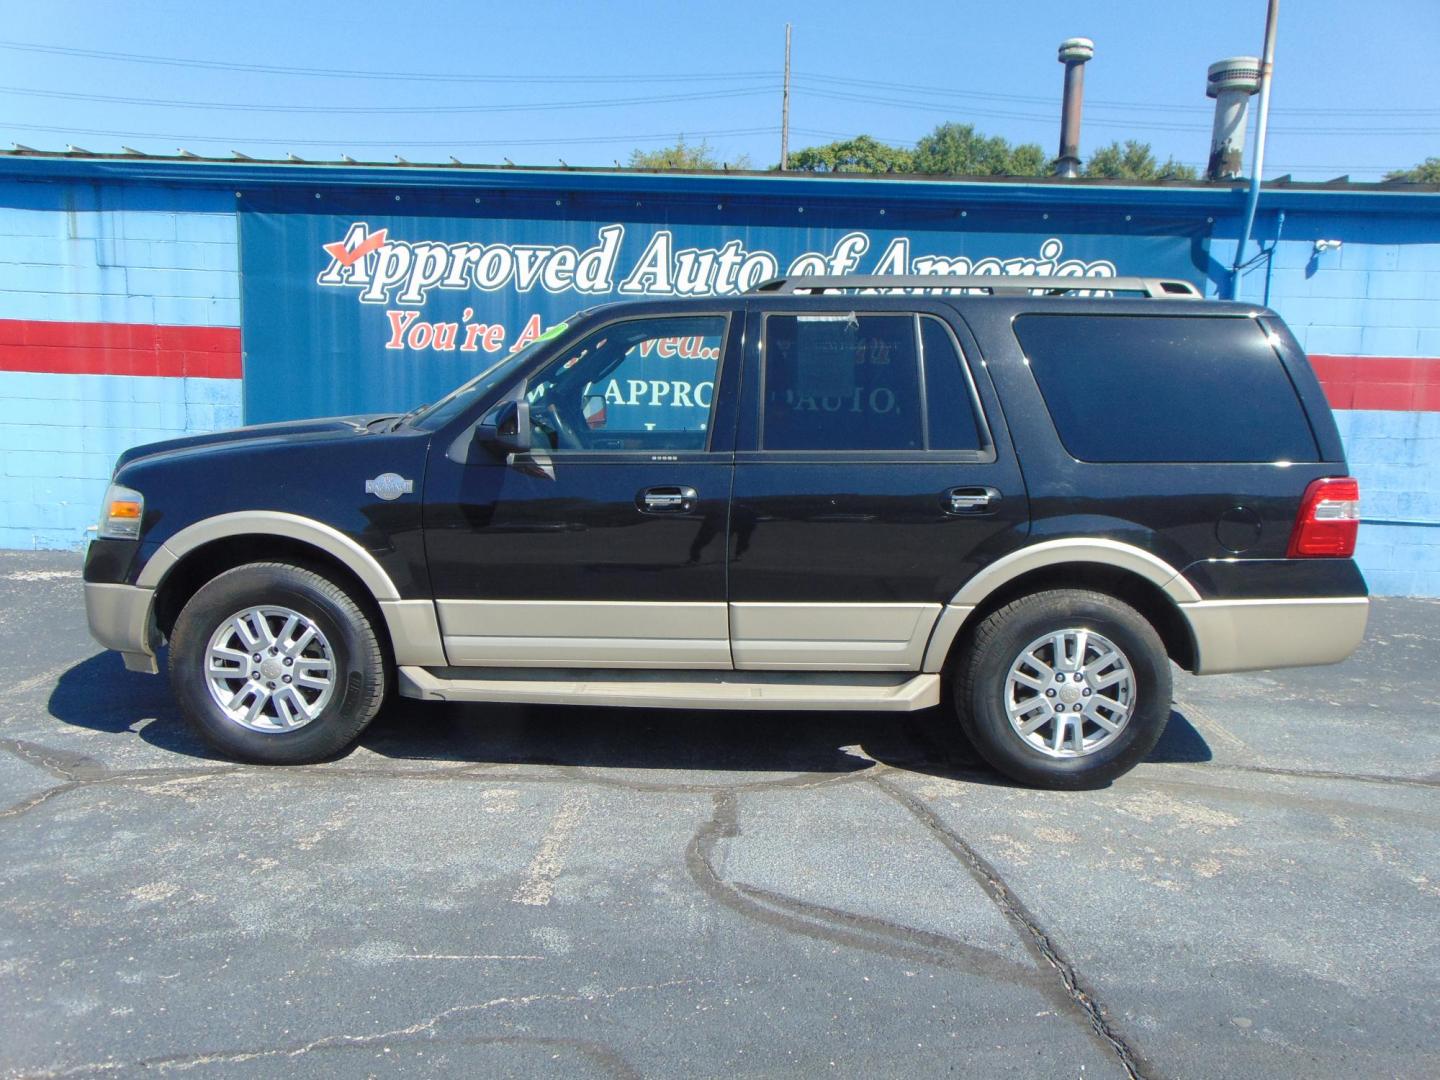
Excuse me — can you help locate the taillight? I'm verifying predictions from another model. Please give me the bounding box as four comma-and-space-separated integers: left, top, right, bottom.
1287, 477, 1360, 558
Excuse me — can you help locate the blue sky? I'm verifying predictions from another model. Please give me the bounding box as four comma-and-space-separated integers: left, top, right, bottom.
1, 0, 1436, 179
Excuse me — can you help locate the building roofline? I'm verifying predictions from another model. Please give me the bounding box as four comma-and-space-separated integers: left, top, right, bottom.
1, 148, 1436, 214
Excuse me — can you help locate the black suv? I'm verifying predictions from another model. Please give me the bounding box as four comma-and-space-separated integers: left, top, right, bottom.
83, 275, 1368, 788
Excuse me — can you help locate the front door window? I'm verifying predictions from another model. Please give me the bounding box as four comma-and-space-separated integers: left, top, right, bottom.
525, 315, 727, 452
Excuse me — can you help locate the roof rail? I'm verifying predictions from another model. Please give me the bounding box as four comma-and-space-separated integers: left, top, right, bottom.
747, 274, 1202, 299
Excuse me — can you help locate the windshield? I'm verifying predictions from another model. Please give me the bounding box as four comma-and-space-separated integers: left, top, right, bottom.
407, 319, 574, 430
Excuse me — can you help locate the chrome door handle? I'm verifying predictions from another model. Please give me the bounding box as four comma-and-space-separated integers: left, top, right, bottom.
946, 487, 1001, 514
638, 486, 697, 514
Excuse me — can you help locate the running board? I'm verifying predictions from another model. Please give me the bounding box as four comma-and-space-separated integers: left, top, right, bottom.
397, 666, 941, 712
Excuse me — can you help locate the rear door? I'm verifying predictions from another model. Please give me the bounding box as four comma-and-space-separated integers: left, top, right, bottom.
727, 300, 1029, 670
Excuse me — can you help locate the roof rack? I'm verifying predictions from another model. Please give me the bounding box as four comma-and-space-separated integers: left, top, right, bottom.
747, 274, 1201, 298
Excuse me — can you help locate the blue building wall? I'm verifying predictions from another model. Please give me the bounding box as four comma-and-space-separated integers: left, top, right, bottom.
0, 157, 1435, 593
1212, 208, 1440, 595
0, 178, 241, 550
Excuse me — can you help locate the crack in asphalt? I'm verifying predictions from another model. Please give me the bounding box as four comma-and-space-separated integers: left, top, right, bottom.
0, 780, 82, 821
0, 759, 874, 823
15, 983, 690, 1077
1139, 773, 1440, 826
0, 737, 108, 781
1192, 761, 1440, 790
872, 774, 1160, 1080
682, 788, 1057, 991
683, 786, 1152, 1078
0, 761, 245, 821
0, 732, 882, 822
3, 720, 1435, 831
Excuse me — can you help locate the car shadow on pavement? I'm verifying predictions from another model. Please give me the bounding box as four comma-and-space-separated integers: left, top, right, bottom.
48, 652, 1212, 783
47, 651, 224, 760
363, 696, 975, 778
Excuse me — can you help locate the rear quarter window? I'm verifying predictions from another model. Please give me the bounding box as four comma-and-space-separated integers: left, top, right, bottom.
1013, 314, 1320, 463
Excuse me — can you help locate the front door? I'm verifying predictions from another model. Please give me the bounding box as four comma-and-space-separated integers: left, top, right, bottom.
423, 309, 740, 668
728, 302, 1029, 670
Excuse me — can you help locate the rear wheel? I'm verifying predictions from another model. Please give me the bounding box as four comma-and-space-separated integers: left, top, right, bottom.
168, 562, 386, 764
953, 589, 1172, 789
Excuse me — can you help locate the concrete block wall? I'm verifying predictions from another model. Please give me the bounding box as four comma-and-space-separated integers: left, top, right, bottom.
0, 181, 241, 548
1216, 209, 1440, 596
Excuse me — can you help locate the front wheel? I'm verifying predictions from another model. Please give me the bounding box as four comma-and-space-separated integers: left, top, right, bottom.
168, 562, 387, 764
953, 589, 1172, 789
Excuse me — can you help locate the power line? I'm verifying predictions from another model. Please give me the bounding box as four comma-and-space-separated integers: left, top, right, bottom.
5, 77, 1427, 136
799, 71, 1440, 117
0, 83, 776, 115
0, 38, 771, 85
795, 86, 1440, 135
0, 120, 779, 150
800, 73, 1203, 113
0, 37, 1427, 122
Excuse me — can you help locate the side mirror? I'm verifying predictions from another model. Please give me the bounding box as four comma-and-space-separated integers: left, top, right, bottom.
477, 399, 531, 456
582, 393, 607, 430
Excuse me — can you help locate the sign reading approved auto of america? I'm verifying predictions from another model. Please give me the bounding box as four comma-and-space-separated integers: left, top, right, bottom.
239, 188, 1207, 423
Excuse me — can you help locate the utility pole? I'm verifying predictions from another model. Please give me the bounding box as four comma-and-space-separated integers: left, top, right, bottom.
780, 24, 792, 171
1230, 0, 1279, 297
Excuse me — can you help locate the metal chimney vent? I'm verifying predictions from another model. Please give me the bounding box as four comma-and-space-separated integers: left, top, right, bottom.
1206, 56, 1261, 180
1055, 37, 1095, 178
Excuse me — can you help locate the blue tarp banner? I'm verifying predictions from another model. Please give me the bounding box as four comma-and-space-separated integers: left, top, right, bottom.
238, 189, 1208, 423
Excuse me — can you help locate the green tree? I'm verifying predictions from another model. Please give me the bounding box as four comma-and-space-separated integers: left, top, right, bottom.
628, 137, 750, 171
1007, 142, 1051, 178
788, 134, 914, 174
1083, 140, 1198, 180
1384, 157, 1440, 182
911, 122, 1049, 177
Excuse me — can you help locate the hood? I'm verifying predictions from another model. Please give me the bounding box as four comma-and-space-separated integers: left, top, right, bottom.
113, 414, 391, 471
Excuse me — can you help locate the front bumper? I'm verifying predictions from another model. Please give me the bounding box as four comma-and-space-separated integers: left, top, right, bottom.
84, 581, 160, 674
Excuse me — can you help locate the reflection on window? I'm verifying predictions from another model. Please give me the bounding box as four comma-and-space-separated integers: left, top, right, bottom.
921, 317, 986, 452
527, 316, 726, 452
763, 314, 922, 451
1015, 314, 1320, 463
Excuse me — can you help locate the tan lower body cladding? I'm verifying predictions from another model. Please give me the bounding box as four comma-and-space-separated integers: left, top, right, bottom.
436, 600, 732, 668
435, 600, 944, 671
1180, 596, 1369, 674
432, 594, 1368, 678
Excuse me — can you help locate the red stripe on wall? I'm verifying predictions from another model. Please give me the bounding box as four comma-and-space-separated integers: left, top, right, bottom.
0, 319, 1434, 410
1310, 354, 1440, 412
0, 318, 241, 378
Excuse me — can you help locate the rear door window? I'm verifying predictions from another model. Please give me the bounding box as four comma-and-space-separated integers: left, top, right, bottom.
763, 313, 922, 451
1013, 314, 1319, 463
760, 312, 989, 453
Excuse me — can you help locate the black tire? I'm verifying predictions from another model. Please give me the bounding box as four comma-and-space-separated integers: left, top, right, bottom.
953, 589, 1172, 790
168, 562, 387, 764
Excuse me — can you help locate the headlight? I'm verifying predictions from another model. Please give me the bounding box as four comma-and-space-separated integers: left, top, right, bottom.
98, 483, 144, 540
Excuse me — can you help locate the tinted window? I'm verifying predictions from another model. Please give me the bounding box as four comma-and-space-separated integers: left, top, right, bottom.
1014, 314, 1319, 463
921, 316, 985, 451
763, 314, 922, 451
412, 321, 567, 430
527, 315, 725, 451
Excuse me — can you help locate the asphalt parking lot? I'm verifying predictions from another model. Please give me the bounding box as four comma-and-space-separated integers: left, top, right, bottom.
1, 550, 1437, 1079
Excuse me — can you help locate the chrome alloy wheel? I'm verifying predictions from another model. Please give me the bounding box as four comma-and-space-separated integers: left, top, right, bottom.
204, 606, 336, 733
1004, 628, 1135, 758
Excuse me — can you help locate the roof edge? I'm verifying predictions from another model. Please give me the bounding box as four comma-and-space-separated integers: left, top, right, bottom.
0, 150, 1435, 213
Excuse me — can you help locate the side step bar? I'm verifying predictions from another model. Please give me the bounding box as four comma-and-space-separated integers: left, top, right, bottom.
397, 666, 941, 712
